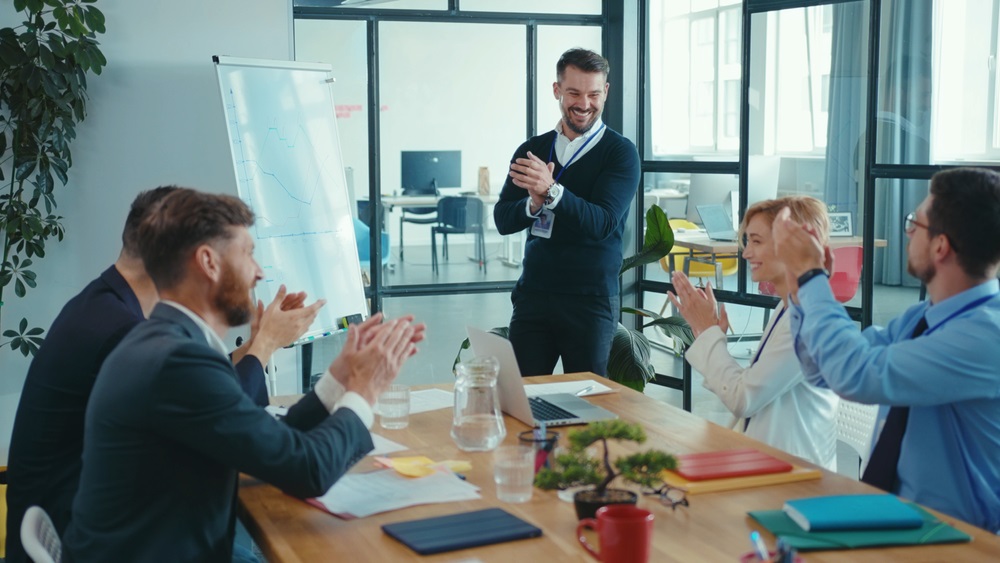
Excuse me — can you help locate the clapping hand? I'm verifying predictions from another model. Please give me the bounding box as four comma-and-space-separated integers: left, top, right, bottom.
667, 272, 729, 339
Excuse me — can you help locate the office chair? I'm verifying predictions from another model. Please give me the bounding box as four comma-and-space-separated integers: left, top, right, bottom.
830, 246, 863, 303
398, 186, 438, 260
835, 400, 879, 478
659, 219, 738, 289
353, 218, 390, 273
20, 505, 61, 563
431, 196, 486, 275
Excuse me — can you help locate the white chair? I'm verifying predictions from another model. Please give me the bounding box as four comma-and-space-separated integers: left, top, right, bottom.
835, 400, 879, 478
20, 505, 62, 563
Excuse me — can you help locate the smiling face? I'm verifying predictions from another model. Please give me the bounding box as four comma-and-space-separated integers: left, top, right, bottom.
554, 65, 608, 139
742, 214, 786, 286
210, 227, 263, 327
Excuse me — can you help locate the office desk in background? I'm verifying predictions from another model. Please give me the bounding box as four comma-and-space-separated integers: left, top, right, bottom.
667, 232, 888, 279
238, 374, 1000, 562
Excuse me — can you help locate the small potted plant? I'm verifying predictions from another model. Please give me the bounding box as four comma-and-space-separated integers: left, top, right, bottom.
533, 420, 678, 520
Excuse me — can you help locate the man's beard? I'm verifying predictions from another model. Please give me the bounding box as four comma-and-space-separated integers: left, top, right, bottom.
214, 263, 254, 327
561, 104, 599, 136
907, 259, 936, 285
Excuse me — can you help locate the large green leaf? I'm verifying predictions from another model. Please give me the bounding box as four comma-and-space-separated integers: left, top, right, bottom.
622, 307, 695, 348
620, 204, 674, 275
606, 323, 654, 392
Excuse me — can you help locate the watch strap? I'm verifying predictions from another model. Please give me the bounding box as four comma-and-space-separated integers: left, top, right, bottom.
796, 268, 829, 288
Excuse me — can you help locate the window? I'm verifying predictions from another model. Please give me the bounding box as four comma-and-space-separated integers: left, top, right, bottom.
931, 0, 1000, 162
647, 1, 742, 158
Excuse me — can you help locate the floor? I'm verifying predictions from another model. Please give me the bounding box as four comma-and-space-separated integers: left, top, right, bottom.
315, 240, 922, 480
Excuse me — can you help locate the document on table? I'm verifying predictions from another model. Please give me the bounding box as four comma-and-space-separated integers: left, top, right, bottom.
310, 469, 481, 518
524, 380, 614, 397
410, 388, 454, 413
370, 433, 408, 456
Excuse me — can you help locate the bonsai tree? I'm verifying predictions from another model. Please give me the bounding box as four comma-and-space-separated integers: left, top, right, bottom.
534, 420, 677, 518
0, 0, 107, 356
452, 204, 693, 391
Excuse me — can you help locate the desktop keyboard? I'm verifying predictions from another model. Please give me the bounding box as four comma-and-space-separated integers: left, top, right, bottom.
528, 397, 576, 421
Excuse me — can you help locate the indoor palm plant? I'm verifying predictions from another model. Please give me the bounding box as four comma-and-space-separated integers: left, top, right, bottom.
0, 0, 106, 356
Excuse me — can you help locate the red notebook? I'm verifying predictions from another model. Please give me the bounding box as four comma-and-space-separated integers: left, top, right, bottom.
674, 448, 794, 481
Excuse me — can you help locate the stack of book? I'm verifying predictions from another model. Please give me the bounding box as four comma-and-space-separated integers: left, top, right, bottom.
749, 494, 972, 551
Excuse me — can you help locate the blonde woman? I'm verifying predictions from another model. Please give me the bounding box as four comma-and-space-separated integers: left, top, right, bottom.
668, 196, 839, 469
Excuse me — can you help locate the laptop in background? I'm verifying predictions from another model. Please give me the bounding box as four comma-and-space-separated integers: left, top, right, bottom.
696, 203, 739, 241
466, 327, 617, 427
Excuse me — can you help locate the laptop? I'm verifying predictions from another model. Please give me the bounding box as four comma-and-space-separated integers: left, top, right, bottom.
466, 327, 618, 427
696, 203, 739, 241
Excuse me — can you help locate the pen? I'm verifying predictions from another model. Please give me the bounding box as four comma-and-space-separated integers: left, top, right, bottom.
775, 538, 795, 563
575, 385, 594, 396
749, 531, 769, 562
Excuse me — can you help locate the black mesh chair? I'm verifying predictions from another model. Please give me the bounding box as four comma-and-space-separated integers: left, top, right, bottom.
399, 186, 438, 260
431, 196, 486, 275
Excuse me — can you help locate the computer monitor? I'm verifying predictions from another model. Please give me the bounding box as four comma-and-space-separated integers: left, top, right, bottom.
686, 173, 738, 224
401, 150, 461, 194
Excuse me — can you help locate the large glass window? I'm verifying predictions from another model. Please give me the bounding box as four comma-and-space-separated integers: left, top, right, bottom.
647, 0, 742, 159
378, 21, 526, 286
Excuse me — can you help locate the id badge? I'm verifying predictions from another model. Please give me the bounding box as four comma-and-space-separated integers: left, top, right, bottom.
530, 209, 554, 238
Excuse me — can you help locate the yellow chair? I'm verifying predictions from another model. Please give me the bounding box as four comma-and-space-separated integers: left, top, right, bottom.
659, 219, 739, 289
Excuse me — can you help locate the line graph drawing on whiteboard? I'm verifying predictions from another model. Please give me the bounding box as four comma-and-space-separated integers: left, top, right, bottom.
215, 57, 368, 344
226, 88, 348, 240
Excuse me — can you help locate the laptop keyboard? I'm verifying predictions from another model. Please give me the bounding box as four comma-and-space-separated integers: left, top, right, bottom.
528, 397, 576, 421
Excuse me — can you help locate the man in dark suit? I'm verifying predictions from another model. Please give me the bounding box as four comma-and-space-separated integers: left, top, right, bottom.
62, 188, 423, 561
4, 186, 319, 563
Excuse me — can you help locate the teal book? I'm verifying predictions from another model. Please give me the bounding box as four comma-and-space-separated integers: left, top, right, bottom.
782, 494, 923, 531
748, 503, 972, 552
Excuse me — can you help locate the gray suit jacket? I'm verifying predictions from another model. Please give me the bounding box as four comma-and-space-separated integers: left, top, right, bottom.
63, 303, 373, 562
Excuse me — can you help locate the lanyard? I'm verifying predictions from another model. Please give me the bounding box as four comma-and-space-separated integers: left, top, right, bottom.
921, 293, 997, 337
548, 123, 605, 183
751, 306, 787, 366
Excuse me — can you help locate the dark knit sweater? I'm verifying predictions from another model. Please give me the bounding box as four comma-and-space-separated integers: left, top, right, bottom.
494, 127, 640, 296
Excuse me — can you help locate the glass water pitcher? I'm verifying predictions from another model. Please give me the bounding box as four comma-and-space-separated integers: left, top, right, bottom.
451, 356, 506, 451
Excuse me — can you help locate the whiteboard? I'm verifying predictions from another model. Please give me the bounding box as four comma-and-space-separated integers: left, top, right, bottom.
214, 56, 367, 343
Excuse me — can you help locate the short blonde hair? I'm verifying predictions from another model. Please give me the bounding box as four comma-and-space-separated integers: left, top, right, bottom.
737, 195, 830, 248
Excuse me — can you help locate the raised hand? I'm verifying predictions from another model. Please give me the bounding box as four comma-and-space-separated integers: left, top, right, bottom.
243, 285, 326, 364
327, 315, 424, 405
667, 272, 725, 339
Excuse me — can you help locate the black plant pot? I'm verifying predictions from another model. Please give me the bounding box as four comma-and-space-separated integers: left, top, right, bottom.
573, 488, 638, 520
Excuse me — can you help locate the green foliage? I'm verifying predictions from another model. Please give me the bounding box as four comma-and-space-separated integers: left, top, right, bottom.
534, 421, 675, 496
619, 204, 674, 275
613, 204, 692, 391
568, 420, 646, 449
0, 0, 105, 357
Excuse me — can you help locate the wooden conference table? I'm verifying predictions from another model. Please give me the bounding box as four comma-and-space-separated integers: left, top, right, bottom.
238, 374, 1000, 562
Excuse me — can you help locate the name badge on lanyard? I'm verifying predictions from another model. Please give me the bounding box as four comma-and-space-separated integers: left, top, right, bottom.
531, 209, 555, 238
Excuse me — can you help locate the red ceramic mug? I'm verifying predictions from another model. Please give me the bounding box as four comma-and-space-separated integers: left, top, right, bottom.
576, 505, 655, 562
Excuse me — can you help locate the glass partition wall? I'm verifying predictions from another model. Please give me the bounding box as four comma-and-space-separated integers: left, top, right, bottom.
291, 1, 1000, 400
638, 0, 1000, 403
291, 2, 607, 387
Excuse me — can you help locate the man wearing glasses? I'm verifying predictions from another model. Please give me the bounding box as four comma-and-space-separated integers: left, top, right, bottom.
773, 167, 1000, 533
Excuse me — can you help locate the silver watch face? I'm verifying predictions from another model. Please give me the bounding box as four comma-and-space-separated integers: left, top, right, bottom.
549, 184, 562, 199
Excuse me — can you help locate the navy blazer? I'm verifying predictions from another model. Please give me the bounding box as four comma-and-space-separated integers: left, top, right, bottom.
63, 303, 373, 562
4, 267, 271, 563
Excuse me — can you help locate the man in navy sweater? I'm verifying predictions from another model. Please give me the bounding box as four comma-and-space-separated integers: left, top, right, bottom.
495, 48, 640, 377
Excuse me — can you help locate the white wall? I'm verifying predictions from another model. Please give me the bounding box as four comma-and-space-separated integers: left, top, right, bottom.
0, 0, 293, 464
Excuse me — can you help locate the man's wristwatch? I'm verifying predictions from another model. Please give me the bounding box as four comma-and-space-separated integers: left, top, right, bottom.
796, 268, 829, 288
544, 182, 562, 206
